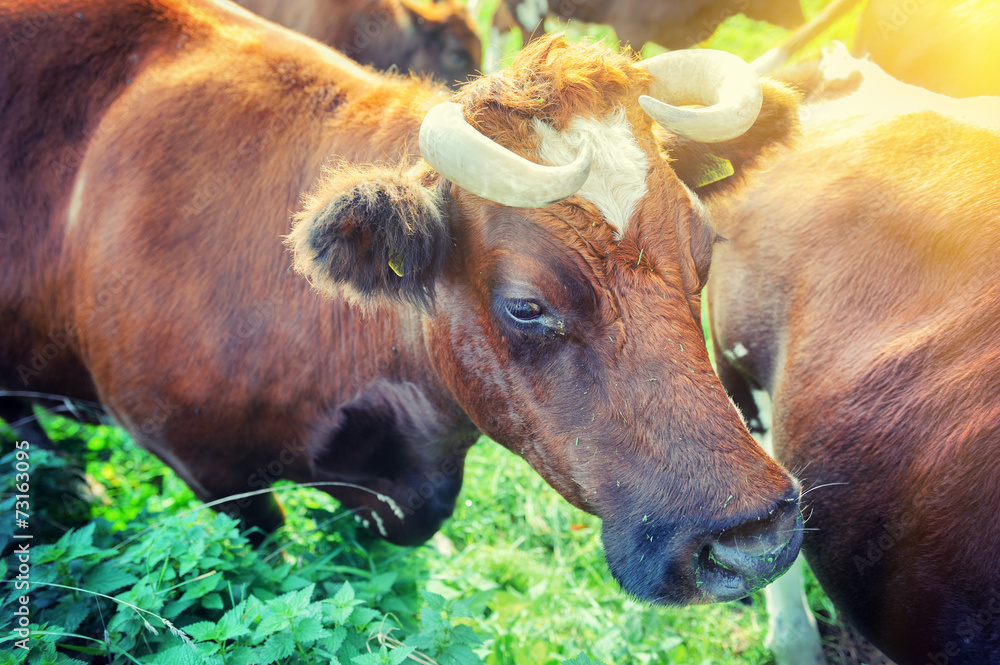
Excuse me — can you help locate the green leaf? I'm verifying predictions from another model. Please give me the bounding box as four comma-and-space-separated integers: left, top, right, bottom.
449, 624, 483, 646
201, 593, 225, 610
404, 632, 436, 650
193, 640, 222, 659
226, 598, 263, 631
248, 645, 280, 665
351, 647, 388, 665
387, 645, 416, 665
53, 599, 92, 634
148, 644, 201, 665
83, 566, 140, 595
176, 533, 207, 577
278, 574, 314, 592
161, 597, 199, 621
254, 607, 289, 642
326, 582, 364, 625
419, 608, 447, 634
561, 653, 607, 665
438, 644, 485, 665
332, 581, 355, 607
258, 631, 296, 663
182, 620, 220, 642
227, 645, 259, 665
32, 543, 67, 565
317, 625, 348, 655
217, 610, 251, 642
454, 595, 479, 619
290, 615, 327, 644
178, 571, 222, 602
325, 604, 353, 625
366, 572, 398, 595
348, 607, 380, 628
63, 520, 95, 546
269, 584, 315, 618
421, 591, 448, 613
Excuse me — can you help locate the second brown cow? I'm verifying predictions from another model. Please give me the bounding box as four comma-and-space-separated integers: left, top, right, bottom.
710, 48, 1000, 663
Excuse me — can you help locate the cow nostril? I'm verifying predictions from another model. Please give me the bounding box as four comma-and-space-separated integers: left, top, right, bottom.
717, 510, 792, 559
693, 500, 803, 602
696, 541, 741, 581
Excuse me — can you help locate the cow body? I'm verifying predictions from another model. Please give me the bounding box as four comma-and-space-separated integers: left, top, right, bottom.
494, 0, 803, 50
855, 0, 1000, 98
3, 0, 804, 605
234, 0, 481, 88
709, 50, 1000, 663
3, 0, 458, 539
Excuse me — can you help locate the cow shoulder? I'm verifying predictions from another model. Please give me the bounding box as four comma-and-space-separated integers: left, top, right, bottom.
287, 164, 451, 311
665, 78, 801, 200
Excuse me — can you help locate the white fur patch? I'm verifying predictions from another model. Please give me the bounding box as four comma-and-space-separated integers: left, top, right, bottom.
722, 342, 749, 364
534, 109, 649, 235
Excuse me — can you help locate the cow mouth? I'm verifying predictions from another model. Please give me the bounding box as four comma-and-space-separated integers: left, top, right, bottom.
601, 486, 804, 605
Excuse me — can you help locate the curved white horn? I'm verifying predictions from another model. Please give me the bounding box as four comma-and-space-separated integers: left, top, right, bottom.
418, 102, 594, 208
637, 49, 763, 143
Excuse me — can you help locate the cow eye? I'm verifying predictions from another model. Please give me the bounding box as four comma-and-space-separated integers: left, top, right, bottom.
504, 298, 543, 323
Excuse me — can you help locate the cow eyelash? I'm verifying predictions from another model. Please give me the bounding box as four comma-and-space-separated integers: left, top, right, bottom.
504, 298, 543, 323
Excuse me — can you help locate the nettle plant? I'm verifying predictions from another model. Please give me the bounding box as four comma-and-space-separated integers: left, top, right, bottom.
0, 431, 484, 665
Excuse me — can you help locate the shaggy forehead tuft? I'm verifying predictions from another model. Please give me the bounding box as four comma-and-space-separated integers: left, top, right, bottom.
534, 109, 649, 235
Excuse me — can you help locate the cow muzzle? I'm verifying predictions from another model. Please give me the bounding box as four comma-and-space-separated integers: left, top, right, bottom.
691, 492, 803, 602
601, 484, 803, 605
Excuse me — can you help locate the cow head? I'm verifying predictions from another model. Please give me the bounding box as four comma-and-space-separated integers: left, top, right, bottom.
289, 36, 803, 605
398, 0, 482, 89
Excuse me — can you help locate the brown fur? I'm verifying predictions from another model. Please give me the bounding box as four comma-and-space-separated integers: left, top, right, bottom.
234, 0, 481, 88
3, 0, 801, 606
456, 37, 644, 144
709, 59, 1000, 663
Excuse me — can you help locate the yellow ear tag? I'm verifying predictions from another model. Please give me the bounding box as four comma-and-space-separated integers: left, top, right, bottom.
389, 253, 406, 277
692, 154, 735, 188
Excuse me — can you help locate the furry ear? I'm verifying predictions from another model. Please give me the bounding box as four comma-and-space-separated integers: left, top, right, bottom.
287, 164, 450, 312
664, 79, 802, 201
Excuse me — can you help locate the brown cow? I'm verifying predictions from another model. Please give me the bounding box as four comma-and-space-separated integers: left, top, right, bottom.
493, 0, 804, 50
235, 0, 481, 88
709, 46, 1000, 663
855, 0, 1000, 98
2, 0, 804, 604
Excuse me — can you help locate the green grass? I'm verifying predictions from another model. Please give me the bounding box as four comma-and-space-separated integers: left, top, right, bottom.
1, 420, 781, 665
1, 422, 485, 665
